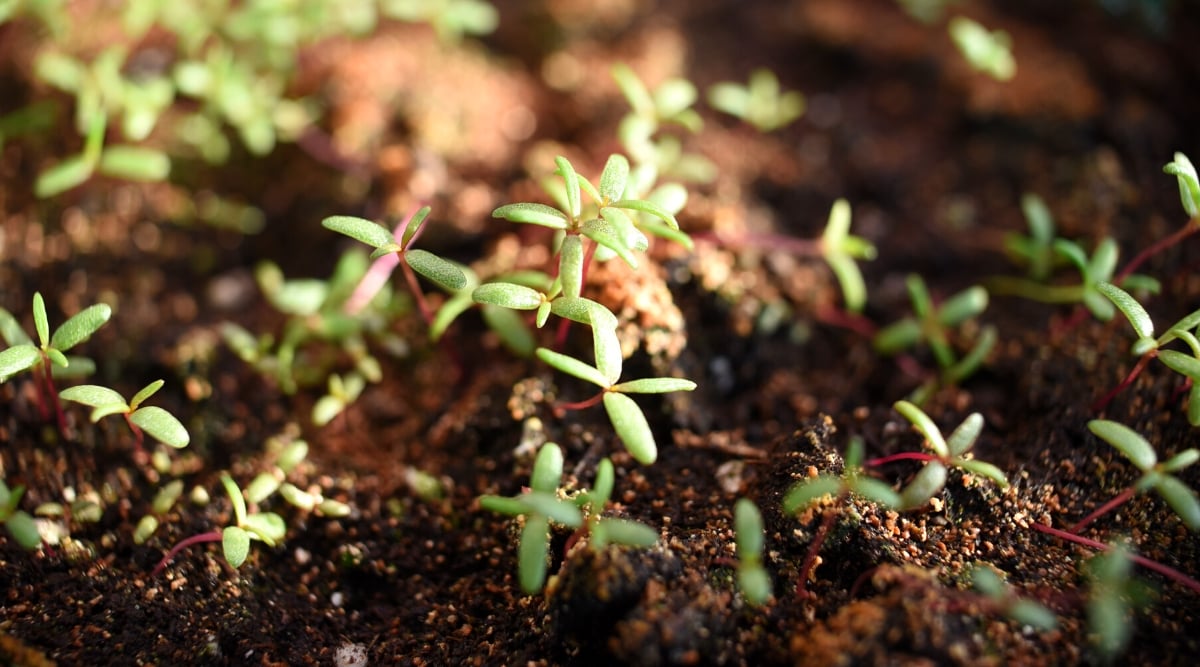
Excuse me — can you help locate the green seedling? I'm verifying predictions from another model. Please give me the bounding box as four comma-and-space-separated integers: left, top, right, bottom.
0, 292, 111, 433
868, 400, 1008, 510
783, 436, 901, 597
0, 479, 42, 550
134, 480, 185, 545
312, 372, 366, 427
1107, 152, 1200, 285
323, 206, 467, 326
1070, 420, 1200, 533
948, 16, 1015, 81
612, 63, 716, 183
707, 68, 805, 133
60, 379, 190, 451
1084, 543, 1148, 660
1093, 282, 1200, 422
571, 458, 658, 551
733, 498, 772, 606
967, 564, 1058, 631
873, 274, 995, 402
1004, 193, 1059, 281
381, 0, 499, 44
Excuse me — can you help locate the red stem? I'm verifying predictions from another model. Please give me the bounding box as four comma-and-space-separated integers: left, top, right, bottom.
400, 259, 435, 327
796, 506, 839, 599
36, 360, 68, 435
150, 530, 223, 577
866, 451, 937, 467
1032, 522, 1200, 595
554, 391, 605, 414
1092, 352, 1155, 413
1112, 221, 1199, 284
1069, 486, 1137, 534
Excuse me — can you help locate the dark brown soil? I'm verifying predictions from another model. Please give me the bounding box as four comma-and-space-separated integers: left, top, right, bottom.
3, 1, 1200, 665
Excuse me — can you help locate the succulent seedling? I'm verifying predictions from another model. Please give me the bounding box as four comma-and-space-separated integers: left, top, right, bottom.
1070, 420, 1200, 533
0, 479, 41, 550
733, 498, 772, 605
612, 63, 715, 183
60, 379, 190, 452
948, 16, 1015, 81
571, 458, 659, 550
967, 564, 1058, 631
1108, 152, 1200, 284
707, 68, 805, 133
0, 292, 111, 433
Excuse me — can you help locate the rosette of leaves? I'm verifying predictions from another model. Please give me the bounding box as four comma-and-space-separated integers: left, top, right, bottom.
873, 274, 996, 402
707, 68, 805, 133
0, 479, 41, 550
60, 379, 190, 450
1073, 420, 1200, 533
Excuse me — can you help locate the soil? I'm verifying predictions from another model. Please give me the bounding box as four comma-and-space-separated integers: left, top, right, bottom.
3, 0, 1200, 665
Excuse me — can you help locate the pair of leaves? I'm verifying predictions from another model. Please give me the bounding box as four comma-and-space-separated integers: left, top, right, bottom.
218, 473, 287, 568
1088, 420, 1200, 530
819, 199, 876, 313
322, 207, 468, 293
893, 400, 1007, 509
59, 379, 190, 449
0, 293, 110, 381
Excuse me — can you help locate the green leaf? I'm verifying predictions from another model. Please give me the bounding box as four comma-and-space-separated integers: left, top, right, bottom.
492, 203, 569, 230
59, 384, 127, 411
50, 355, 93, 379
98, 146, 171, 182
946, 413, 984, 456
322, 215, 394, 249
612, 63, 654, 117
133, 515, 159, 545
50, 303, 111, 352
1164, 152, 1200, 218
32, 293, 49, 347
603, 392, 657, 464
278, 440, 309, 474
400, 206, 432, 249
45, 348, 68, 368
560, 234, 584, 299
278, 483, 315, 511
479, 495, 527, 517
473, 283, 543, 310
131, 406, 190, 448
518, 514, 550, 594
898, 461, 948, 510
220, 473, 247, 527
0, 345, 40, 379
895, 400, 949, 458
610, 377, 697, 394
592, 319, 624, 386
1153, 475, 1200, 530
582, 217, 638, 268
734, 498, 764, 559
516, 492, 582, 527
35, 155, 94, 198
826, 253, 868, 313
90, 403, 131, 422
7, 511, 42, 550
244, 473, 280, 505
242, 512, 287, 545
1097, 282, 1154, 340
611, 199, 679, 230
152, 480, 184, 515
405, 250, 468, 292
129, 379, 164, 410
555, 156, 581, 220
782, 476, 842, 514
549, 296, 618, 332
531, 442, 564, 494
1163, 449, 1199, 473
536, 347, 609, 387
269, 279, 328, 316
954, 459, 1010, 488
873, 319, 922, 355
599, 154, 630, 203
736, 564, 772, 606
594, 517, 658, 548
586, 458, 615, 508
0, 309, 32, 346
938, 286, 988, 326
849, 476, 901, 508
1088, 419, 1156, 471
482, 306, 536, 357
222, 526, 251, 567
1158, 350, 1200, 380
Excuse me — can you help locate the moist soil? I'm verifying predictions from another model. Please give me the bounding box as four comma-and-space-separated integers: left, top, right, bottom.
3, 0, 1200, 665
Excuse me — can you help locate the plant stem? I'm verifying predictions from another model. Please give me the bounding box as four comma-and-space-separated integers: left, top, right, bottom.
36, 361, 68, 435
1092, 352, 1155, 413
866, 451, 937, 467
150, 530, 223, 577
1113, 221, 1199, 284
796, 506, 839, 599
1069, 486, 1137, 534
1032, 522, 1200, 595
555, 391, 605, 413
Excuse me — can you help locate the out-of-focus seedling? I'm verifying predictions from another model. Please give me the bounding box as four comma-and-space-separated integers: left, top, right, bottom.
733, 498, 772, 605
707, 68, 805, 133
0, 479, 42, 550
948, 16, 1015, 81
60, 379, 190, 452
968, 564, 1058, 631
612, 63, 715, 183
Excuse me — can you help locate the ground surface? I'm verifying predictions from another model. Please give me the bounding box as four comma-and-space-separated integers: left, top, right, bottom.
3, 0, 1200, 665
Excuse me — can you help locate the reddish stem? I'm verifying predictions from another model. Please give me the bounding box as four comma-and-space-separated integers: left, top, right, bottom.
866, 451, 937, 467
36, 361, 68, 435
1069, 487, 1137, 534
554, 391, 605, 414
796, 506, 839, 599
815, 306, 878, 337
1112, 221, 1199, 285
1032, 523, 1200, 595
400, 259, 435, 327
150, 530, 223, 577
1092, 352, 1155, 413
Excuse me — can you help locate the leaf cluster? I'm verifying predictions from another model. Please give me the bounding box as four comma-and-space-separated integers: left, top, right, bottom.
60, 379, 190, 449
707, 68, 805, 133
0, 292, 110, 382
1087, 419, 1200, 530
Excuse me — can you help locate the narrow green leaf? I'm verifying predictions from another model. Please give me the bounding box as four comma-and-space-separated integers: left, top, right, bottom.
1088, 419, 1156, 471
33, 293, 49, 347
152, 480, 184, 515
587, 458, 615, 509
954, 459, 1010, 488
1097, 282, 1154, 340
401, 206, 432, 249
50, 303, 112, 351
1153, 475, 1200, 530
518, 514, 550, 594
560, 234, 584, 299
0, 345, 40, 379
737, 564, 772, 606
479, 495, 527, 516
129, 379, 164, 410
133, 515, 159, 545
244, 473, 280, 505
35, 155, 94, 198
269, 279, 328, 316
278, 440, 309, 474
849, 476, 902, 507
873, 319, 922, 355
593, 321, 623, 386
899, 461, 948, 510
946, 413, 984, 456
242, 512, 286, 545
895, 400, 949, 458
611, 199, 679, 230
0, 309, 32, 346
938, 286, 988, 326
220, 473, 247, 527
826, 253, 868, 313
734, 498, 764, 559
473, 283, 543, 310
549, 297, 619, 332
98, 146, 171, 181
599, 154, 630, 203
222, 526, 251, 567
492, 203, 569, 229
516, 492, 582, 527
603, 392, 657, 464
279, 483, 315, 511
7, 511, 42, 550
59, 384, 127, 410
322, 215, 393, 249
482, 306, 536, 357
582, 217, 638, 269
531, 442, 564, 494
430, 292, 473, 342
130, 406, 189, 448
1159, 350, 1200, 380
45, 348, 68, 368
405, 250, 468, 292
610, 377, 697, 394
1162, 449, 1199, 473
821, 199, 852, 245
536, 347, 608, 387
611, 63, 654, 117
782, 476, 842, 514
1164, 152, 1200, 218
595, 517, 658, 547
555, 156, 581, 220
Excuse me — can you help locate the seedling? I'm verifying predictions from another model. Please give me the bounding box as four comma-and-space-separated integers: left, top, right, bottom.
0, 292, 111, 433
571, 458, 659, 550
782, 436, 901, 597
1070, 420, 1200, 533
612, 64, 716, 183
323, 206, 468, 326
1084, 543, 1147, 660
733, 498, 772, 605
1093, 281, 1200, 421
948, 16, 1015, 81
1004, 193, 1059, 281
967, 564, 1058, 631
873, 274, 995, 402
0, 479, 41, 550
1109, 152, 1200, 284
60, 379, 190, 452
707, 68, 805, 133
134, 480, 185, 545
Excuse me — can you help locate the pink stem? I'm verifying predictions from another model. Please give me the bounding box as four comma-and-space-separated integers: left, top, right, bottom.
1069, 487, 1137, 534
796, 507, 839, 598
1113, 222, 1199, 284
866, 451, 937, 467
150, 530, 223, 577
554, 391, 605, 414
1032, 523, 1200, 595
1092, 352, 1155, 413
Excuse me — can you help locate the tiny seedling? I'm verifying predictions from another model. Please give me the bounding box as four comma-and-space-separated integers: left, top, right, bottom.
1084, 543, 1149, 660
948, 16, 1015, 81
60, 379, 190, 452
967, 564, 1058, 631
707, 68, 805, 133
733, 498, 772, 605
1093, 281, 1200, 422
571, 458, 659, 550
1071, 420, 1200, 533
1004, 193, 1059, 282
1108, 152, 1200, 284
868, 400, 1008, 510
873, 274, 995, 402
0, 292, 111, 433
612, 63, 716, 183
782, 436, 901, 597
134, 480, 185, 545
0, 479, 41, 550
